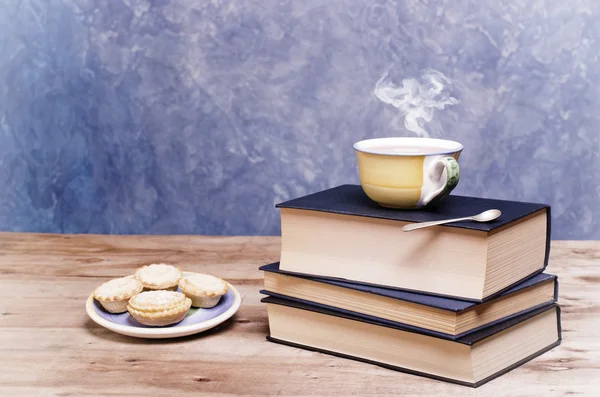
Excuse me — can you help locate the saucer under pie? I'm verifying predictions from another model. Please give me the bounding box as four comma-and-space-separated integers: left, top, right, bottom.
127, 290, 192, 326
135, 263, 182, 291
179, 274, 229, 308
93, 277, 144, 313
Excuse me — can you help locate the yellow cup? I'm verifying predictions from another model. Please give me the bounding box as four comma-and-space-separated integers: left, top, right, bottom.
354, 137, 463, 209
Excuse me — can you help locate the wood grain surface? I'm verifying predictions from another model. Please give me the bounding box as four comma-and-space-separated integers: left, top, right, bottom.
0, 233, 598, 396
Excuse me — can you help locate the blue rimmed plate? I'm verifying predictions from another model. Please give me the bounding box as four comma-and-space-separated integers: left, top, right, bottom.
86, 273, 241, 339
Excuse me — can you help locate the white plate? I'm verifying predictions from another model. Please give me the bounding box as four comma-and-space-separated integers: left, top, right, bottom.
86, 274, 241, 339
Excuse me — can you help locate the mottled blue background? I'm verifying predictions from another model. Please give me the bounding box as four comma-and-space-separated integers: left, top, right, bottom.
0, 0, 597, 239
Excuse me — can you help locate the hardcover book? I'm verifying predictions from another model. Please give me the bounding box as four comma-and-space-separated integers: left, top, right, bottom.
263, 296, 562, 387
277, 184, 551, 301
260, 262, 558, 338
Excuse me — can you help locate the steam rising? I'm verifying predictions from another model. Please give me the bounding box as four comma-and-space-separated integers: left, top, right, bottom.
374, 70, 459, 137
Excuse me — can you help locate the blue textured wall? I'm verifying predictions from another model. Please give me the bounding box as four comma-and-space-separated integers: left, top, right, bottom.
0, 0, 597, 238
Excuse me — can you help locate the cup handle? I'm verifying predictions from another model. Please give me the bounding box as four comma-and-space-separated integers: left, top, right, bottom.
422, 157, 460, 206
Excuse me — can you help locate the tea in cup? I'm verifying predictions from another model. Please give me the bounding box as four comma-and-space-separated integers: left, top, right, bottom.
354, 137, 462, 209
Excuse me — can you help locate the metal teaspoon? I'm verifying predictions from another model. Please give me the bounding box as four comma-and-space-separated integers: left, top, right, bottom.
401, 209, 502, 232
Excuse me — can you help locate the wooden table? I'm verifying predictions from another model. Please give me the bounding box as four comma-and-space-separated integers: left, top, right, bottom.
0, 233, 598, 396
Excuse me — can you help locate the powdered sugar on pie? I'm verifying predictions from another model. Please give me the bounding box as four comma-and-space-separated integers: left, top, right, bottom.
129, 290, 186, 309
127, 290, 192, 326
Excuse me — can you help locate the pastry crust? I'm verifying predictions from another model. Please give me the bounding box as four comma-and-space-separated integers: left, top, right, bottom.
179, 274, 229, 308
135, 263, 182, 290
127, 290, 192, 326
93, 277, 143, 313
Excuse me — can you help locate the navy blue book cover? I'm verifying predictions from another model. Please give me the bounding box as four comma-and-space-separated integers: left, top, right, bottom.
261, 289, 556, 340
260, 262, 558, 339
263, 295, 560, 345
263, 296, 562, 387
276, 184, 551, 233
275, 184, 552, 302
260, 262, 557, 312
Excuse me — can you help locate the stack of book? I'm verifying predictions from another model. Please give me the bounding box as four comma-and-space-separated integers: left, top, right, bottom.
260, 184, 562, 387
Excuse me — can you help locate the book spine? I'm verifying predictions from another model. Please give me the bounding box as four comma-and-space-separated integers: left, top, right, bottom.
556, 304, 563, 342
543, 207, 552, 270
